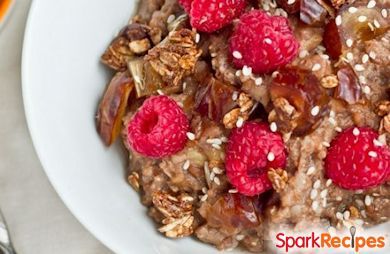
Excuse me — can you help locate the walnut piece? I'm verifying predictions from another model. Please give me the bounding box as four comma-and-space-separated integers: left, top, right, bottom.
223, 93, 254, 129
152, 191, 194, 238
375, 101, 390, 117
379, 114, 390, 134
268, 97, 300, 134
145, 29, 202, 87
267, 168, 288, 193
321, 75, 339, 89
101, 23, 151, 71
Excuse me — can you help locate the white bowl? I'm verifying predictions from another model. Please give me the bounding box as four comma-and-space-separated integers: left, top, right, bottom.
21, 0, 389, 253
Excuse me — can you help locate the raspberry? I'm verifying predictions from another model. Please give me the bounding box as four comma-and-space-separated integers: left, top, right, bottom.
229, 10, 299, 74
126, 95, 189, 158
190, 0, 247, 33
225, 122, 287, 196
178, 0, 192, 13
325, 127, 390, 190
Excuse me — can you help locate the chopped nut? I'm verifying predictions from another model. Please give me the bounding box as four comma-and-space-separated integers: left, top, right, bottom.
145, 29, 202, 87
330, 0, 346, 9
129, 38, 151, 54
127, 172, 140, 191
101, 23, 151, 71
152, 192, 194, 238
349, 206, 360, 219
267, 168, 288, 193
223, 108, 248, 129
375, 101, 390, 117
321, 75, 339, 88
237, 93, 254, 113
379, 114, 390, 134
268, 97, 300, 134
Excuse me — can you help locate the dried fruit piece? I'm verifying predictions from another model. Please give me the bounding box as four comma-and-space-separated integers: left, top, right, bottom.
190, 0, 247, 32
325, 127, 390, 190
300, 0, 328, 26
229, 10, 299, 74
225, 122, 287, 196
334, 64, 362, 104
126, 95, 189, 158
97, 72, 134, 146
269, 67, 330, 135
323, 1, 390, 59
195, 77, 238, 122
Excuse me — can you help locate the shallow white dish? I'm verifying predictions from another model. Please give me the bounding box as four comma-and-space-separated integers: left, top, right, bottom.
21, 0, 389, 253
21, 0, 216, 253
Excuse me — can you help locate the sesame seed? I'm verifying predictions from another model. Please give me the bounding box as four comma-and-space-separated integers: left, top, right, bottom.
214, 177, 220, 185
195, 33, 200, 43
373, 19, 380, 28
311, 106, 320, 116
232, 92, 239, 101
210, 172, 215, 181
326, 179, 332, 187
236, 117, 244, 128
299, 50, 309, 58
322, 142, 330, 147
378, 134, 387, 145
348, 7, 358, 13
310, 189, 318, 199
306, 166, 316, 175
200, 194, 208, 202
330, 110, 336, 118
211, 52, 217, 57
270, 122, 278, 132
220, 136, 228, 143
167, 14, 175, 23
202, 187, 207, 194
373, 138, 384, 147
207, 138, 222, 145
212, 167, 223, 174
236, 235, 245, 241
335, 127, 342, 132
346, 52, 353, 61
362, 54, 369, 63
364, 195, 372, 206
264, 38, 272, 45
320, 189, 328, 198
229, 189, 238, 193
335, 15, 342, 26
312, 201, 319, 211
182, 160, 190, 170
328, 117, 336, 125
312, 63, 321, 72
255, 77, 263, 86
320, 54, 330, 60
363, 86, 371, 95
382, 9, 388, 18
336, 196, 342, 201
358, 16, 367, 22
182, 82, 187, 91
361, 210, 367, 218
368, 151, 377, 158
369, 51, 376, 59
353, 127, 360, 136
267, 152, 275, 162
344, 211, 351, 220
367, 0, 376, 8
287, 0, 296, 4
157, 89, 164, 95
368, 22, 375, 31
322, 199, 327, 208
242, 65, 252, 76
233, 51, 242, 59
313, 180, 321, 189
359, 75, 367, 84
186, 132, 195, 140
354, 64, 365, 71
346, 39, 353, 47
336, 212, 343, 220
272, 71, 279, 78
212, 143, 221, 150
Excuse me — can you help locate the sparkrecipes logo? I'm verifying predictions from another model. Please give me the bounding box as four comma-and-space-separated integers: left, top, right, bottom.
274, 226, 387, 253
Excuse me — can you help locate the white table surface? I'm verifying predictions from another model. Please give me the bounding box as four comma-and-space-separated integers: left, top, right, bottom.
0, 1, 112, 253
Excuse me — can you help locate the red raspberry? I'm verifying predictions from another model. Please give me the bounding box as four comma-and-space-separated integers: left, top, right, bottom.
190, 0, 247, 33
225, 122, 287, 196
126, 95, 189, 158
229, 10, 299, 74
325, 127, 390, 190
178, 0, 192, 13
